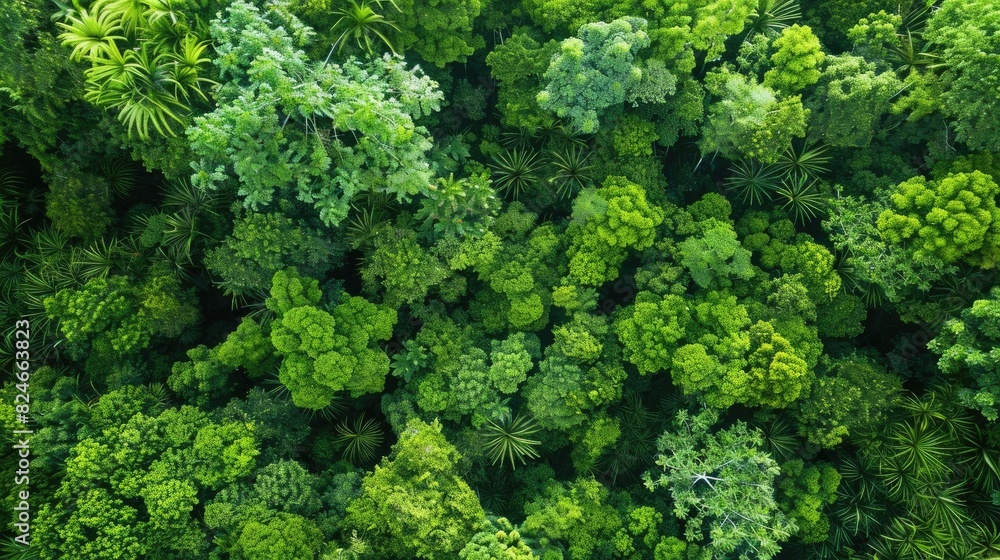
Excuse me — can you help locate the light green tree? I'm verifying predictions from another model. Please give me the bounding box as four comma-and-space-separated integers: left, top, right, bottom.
566, 176, 664, 286
643, 409, 795, 560
188, 0, 443, 227
876, 171, 1000, 267
762, 25, 825, 95
700, 70, 808, 164
537, 17, 650, 134
344, 419, 488, 559
926, 0, 1000, 151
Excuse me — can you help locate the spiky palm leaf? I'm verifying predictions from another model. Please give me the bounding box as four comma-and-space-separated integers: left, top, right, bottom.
489, 148, 542, 200
73, 237, 126, 279
777, 142, 830, 181
334, 415, 385, 464
472, 468, 512, 515
151, 244, 196, 281
833, 250, 860, 293
162, 178, 219, 216
548, 144, 594, 199
0, 171, 43, 217
0, 171, 24, 200
838, 453, 882, 503
329, 0, 400, 56
0, 258, 22, 297
500, 127, 538, 151
725, 159, 782, 206
912, 481, 973, 540
597, 394, 656, 485
961, 425, 1000, 495
302, 397, 348, 423
891, 31, 942, 75
537, 119, 589, 148
57, 7, 125, 61
482, 411, 541, 469
99, 158, 140, 197
345, 205, 387, 249
775, 175, 827, 225
0, 535, 39, 560
24, 226, 72, 264
832, 485, 884, 539
746, 0, 800, 36
167, 35, 214, 102
0, 206, 29, 258
145, 382, 172, 411
83, 42, 188, 139
95, 0, 148, 37
159, 209, 204, 264
888, 422, 953, 479
877, 517, 949, 560
857, 281, 885, 309
753, 416, 799, 462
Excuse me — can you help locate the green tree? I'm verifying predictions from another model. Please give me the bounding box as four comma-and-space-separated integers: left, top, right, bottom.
32, 405, 259, 559
537, 17, 650, 134
808, 55, 903, 148
876, 171, 1000, 267
189, 0, 443, 227
679, 218, 755, 290
485, 32, 560, 129
926, 0, 1000, 150
268, 269, 396, 408
233, 514, 324, 560
521, 477, 624, 559
930, 287, 1000, 421
344, 419, 487, 559
566, 177, 664, 286
795, 357, 902, 447
613, 292, 690, 375
460, 517, 538, 559
700, 70, 808, 164
762, 25, 825, 95
361, 223, 450, 307
394, 0, 484, 66
643, 409, 795, 560
44, 273, 199, 361
55, 0, 214, 138
44, 166, 113, 240
776, 460, 840, 544
205, 212, 338, 297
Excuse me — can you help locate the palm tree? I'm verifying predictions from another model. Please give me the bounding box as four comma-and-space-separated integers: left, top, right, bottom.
328, 0, 401, 59
725, 159, 782, 206
482, 411, 541, 469
548, 144, 594, 199
489, 148, 543, 200
775, 175, 827, 225
746, 0, 800, 37
334, 415, 385, 464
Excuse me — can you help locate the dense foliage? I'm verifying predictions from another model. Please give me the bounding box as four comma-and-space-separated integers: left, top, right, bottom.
3, 0, 1000, 558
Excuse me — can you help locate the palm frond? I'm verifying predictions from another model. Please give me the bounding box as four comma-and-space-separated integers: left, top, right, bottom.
548, 144, 594, 199
753, 416, 799, 462
775, 175, 827, 225
777, 142, 830, 181
746, 0, 800, 37
329, 0, 400, 56
162, 178, 219, 216
334, 415, 385, 464
725, 159, 782, 206
482, 411, 541, 469
99, 158, 140, 197
489, 148, 542, 200
499, 127, 538, 151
